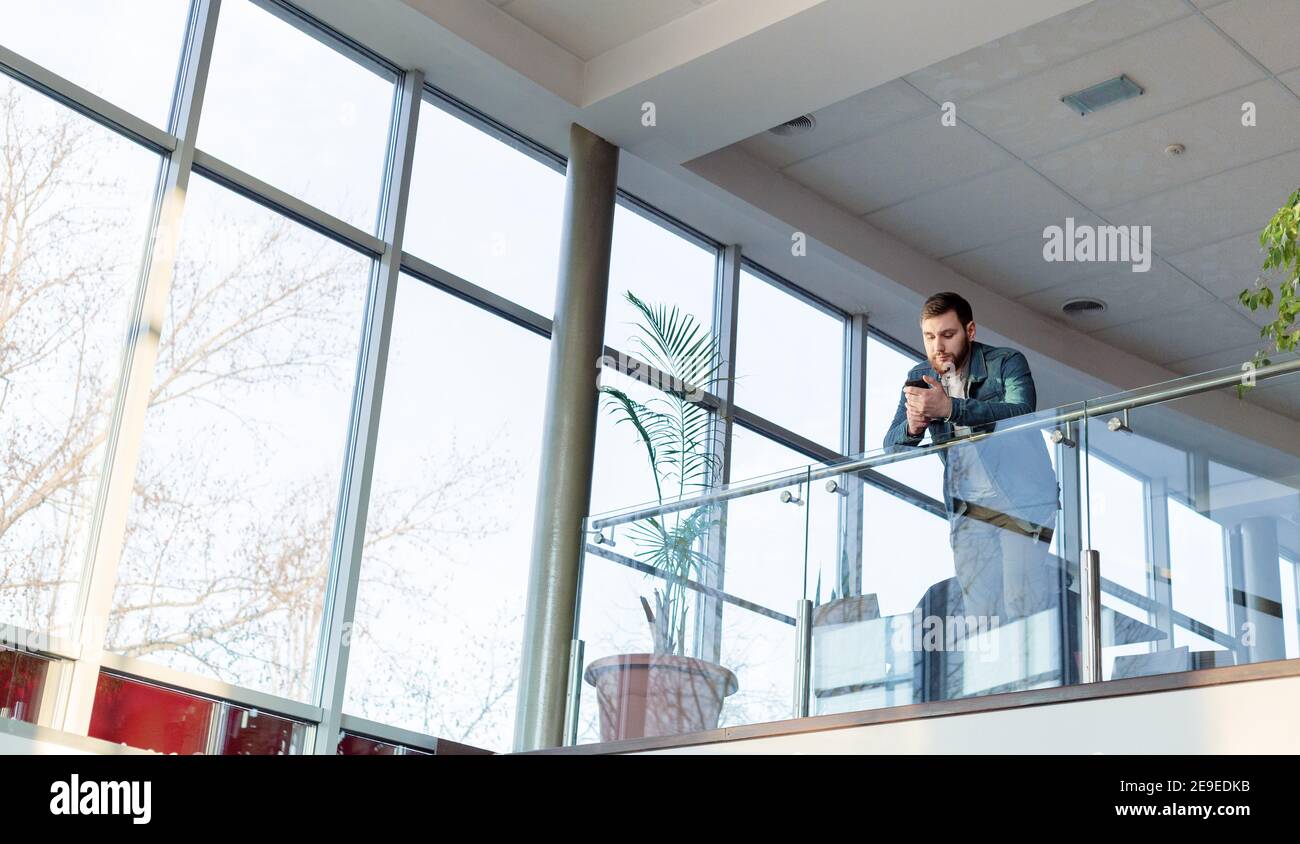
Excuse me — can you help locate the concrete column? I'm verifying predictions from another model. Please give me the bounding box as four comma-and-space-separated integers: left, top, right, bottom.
513, 123, 619, 752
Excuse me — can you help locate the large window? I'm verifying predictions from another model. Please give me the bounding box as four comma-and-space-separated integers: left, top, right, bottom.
198, 0, 397, 230
0, 0, 882, 754
0, 0, 190, 125
734, 266, 844, 451
343, 276, 548, 752
403, 96, 565, 317
0, 78, 162, 637
604, 203, 716, 352
111, 175, 372, 700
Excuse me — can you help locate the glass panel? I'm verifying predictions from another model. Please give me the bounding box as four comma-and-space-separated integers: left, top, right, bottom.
0, 0, 190, 126
1084, 358, 1300, 680
337, 732, 431, 755
89, 672, 308, 754
576, 495, 793, 743
0, 647, 51, 724
343, 276, 546, 752
604, 204, 715, 352
198, 0, 396, 230
111, 175, 372, 700
0, 78, 161, 636
727, 426, 828, 609
734, 268, 844, 449
816, 405, 1081, 711
403, 97, 564, 317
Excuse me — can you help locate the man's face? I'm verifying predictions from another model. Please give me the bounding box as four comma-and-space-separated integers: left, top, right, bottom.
921, 310, 976, 374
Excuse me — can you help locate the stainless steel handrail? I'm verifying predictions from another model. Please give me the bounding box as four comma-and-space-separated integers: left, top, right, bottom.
589, 354, 1300, 530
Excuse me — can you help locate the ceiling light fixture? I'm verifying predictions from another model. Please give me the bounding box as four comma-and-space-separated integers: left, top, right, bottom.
1061, 74, 1143, 116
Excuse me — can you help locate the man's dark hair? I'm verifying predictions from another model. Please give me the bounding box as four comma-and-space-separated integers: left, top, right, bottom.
921, 291, 973, 327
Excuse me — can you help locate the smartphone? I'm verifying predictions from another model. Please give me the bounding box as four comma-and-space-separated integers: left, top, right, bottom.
903, 378, 931, 389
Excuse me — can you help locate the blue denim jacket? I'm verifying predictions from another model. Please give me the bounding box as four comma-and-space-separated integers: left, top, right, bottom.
883, 341, 1060, 523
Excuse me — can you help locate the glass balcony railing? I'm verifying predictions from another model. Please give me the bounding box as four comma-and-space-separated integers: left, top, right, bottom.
569, 352, 1300, 745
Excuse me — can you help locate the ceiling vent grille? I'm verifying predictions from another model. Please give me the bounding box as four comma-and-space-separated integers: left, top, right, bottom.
769, 114, 816, 136
1062, 297, 1107, 315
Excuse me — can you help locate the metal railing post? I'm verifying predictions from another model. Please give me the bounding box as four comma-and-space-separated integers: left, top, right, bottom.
793, 598, 813, 717
1081, 549, 1103, 683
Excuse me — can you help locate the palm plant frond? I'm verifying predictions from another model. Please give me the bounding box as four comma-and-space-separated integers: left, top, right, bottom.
599, 291, 730, 656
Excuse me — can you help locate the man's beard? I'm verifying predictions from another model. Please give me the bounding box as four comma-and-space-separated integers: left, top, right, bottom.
931, 342, 969, 375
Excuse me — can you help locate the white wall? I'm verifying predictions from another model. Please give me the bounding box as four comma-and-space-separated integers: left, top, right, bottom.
634, 674, 1300, 754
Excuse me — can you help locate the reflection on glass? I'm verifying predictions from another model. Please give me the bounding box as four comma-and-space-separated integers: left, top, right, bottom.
0, 648, 50, 724
0, 0, 190, 126
403, 98, 564, 316
820, 406, 1075, 711
89, 673, 308, 754
1085, 370, 1300, 680
0, 79, 161, 637
337, 732, 431, 755
344, 276, 546, 753
199, 0, 396, 230
735, 269, 844, 449
112, 175, 371, 700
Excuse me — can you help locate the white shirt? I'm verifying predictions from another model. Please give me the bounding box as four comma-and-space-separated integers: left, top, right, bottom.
939, 360, 1003, 506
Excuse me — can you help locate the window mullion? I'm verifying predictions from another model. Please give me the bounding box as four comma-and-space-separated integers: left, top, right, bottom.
54, 0, 223, 738
310, 68, 424, 755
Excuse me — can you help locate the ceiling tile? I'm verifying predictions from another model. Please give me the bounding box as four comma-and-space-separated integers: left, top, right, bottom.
863, 165, 1090, 258
1103, 147, 1300, 253
957, 15, 1264, 159
784, 116, 1013, 215
1089, 301, 1262, 364
1166, 230, 1283, 299
1032, 80, 1300, 210
1165, 340, 1271, 376
1018, 258, 1216, 331
942, 213, 1115, 298
738, 81, 933, 170
499, 0, 712, 60
1206, 0, 1300, 74
1226, 293, 1277, 328
1280, 68, 1300, 98
1243, 387, 1300, 422
904, 0, 1189, 103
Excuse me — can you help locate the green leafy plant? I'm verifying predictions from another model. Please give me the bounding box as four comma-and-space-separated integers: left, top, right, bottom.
600, 292, 724, 657
1238, 188, 1300, 396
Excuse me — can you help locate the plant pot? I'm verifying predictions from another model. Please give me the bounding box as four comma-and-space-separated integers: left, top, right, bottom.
583, 653, 739, 742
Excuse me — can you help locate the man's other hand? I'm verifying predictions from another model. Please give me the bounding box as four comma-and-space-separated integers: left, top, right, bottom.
906, 405, 930, 436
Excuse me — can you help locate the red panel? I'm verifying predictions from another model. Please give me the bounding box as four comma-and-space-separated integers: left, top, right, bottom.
89, 674, 215, 755
0, 648, 48, 724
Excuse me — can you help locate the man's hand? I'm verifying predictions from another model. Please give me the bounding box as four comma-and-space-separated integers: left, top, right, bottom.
905, 375, 953, 425
905, 405, 930, 436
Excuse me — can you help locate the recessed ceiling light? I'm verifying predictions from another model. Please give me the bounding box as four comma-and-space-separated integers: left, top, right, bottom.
769, 114, 816, 136
1061, 74, 1143, 116
1062, 297, 1107, 315
1165, 143, 1186, 156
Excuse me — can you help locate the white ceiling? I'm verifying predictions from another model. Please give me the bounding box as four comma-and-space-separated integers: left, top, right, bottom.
735, 0, 1300, 379
486, 0, 719, 61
